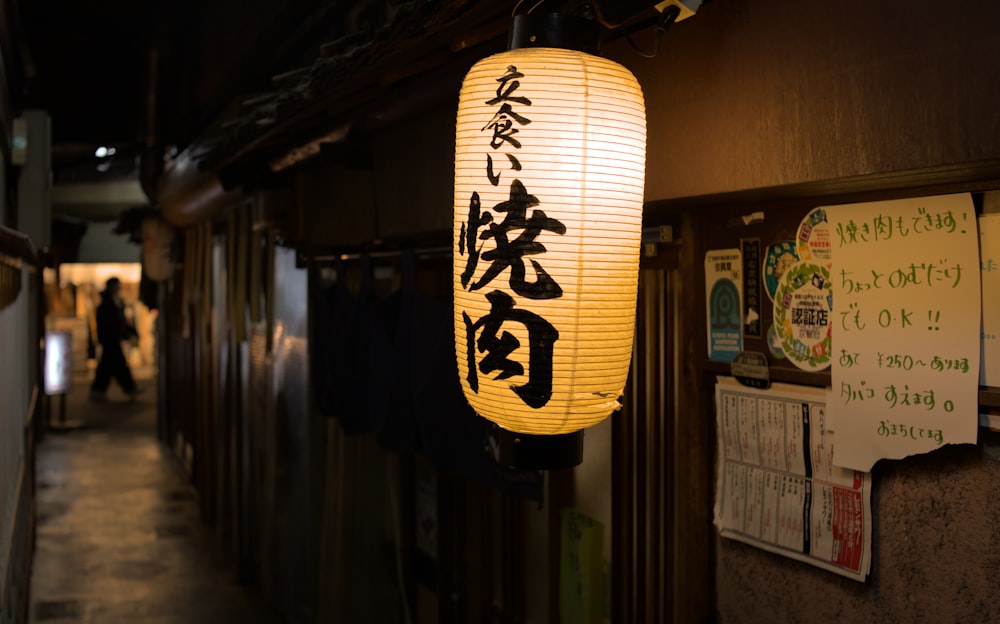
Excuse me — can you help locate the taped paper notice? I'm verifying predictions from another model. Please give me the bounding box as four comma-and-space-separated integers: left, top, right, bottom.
980, 213, 1000, 386
828, 193, 981, 471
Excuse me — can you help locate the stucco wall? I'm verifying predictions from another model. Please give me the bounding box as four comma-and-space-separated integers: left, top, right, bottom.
717, 438, 1000, 623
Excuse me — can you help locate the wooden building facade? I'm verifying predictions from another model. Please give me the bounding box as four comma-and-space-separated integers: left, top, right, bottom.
4, 1, 1000, 622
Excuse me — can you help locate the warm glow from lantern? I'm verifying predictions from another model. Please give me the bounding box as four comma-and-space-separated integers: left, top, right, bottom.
453, 46, 646, 437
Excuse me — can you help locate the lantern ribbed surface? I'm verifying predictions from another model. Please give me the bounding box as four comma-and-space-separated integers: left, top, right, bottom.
453, 47, 646, 435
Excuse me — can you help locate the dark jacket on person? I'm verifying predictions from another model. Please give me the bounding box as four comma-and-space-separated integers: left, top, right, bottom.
95, 291, 135, 349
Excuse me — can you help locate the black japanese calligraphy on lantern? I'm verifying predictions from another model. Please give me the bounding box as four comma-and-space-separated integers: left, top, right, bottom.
463, 290, 558, 409
460, 179, 565, 299
486, 65, 532, 107
457, 63, 566, 411
487, 153, 523, 187
483, 66, 532, 187
459, 191, 490, 289
484, 103, 530, 150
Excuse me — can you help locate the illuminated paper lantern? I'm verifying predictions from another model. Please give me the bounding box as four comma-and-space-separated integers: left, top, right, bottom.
453, 13, 646, 468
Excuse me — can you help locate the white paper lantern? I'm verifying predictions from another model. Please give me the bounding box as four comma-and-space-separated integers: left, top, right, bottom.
453, 20, 646, 462
141, 214, 176, 281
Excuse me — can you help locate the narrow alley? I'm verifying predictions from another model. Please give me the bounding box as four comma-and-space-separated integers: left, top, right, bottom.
5, 2, 1000, 623
29, 366, 282, 624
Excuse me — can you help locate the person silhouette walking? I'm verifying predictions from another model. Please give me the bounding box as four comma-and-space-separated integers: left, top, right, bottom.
90, 277, 139, 400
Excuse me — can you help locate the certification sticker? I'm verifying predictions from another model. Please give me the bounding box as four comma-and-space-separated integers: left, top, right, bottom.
773, 261, 833, 371
796, 207, 832, 267
763, 240, 798, 303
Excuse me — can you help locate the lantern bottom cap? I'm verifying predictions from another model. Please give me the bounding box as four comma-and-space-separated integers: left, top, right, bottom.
492, 426, 584, 470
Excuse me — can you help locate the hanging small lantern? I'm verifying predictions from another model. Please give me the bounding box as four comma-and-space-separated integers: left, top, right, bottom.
141, 214, 177, 282
453, 12, 646, 469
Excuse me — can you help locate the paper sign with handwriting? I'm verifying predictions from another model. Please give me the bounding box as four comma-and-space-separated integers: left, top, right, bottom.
980, 213, 1000, 386
828, 193, 981, 471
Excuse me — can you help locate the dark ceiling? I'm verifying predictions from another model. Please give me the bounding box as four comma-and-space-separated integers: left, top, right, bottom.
17, 0, 375, 188
13, 0, 670, 215
19, 0, 153, 184
14, 1, 561, 191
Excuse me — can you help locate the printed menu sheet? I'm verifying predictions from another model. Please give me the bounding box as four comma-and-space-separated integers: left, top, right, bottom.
714, 377, 872, 581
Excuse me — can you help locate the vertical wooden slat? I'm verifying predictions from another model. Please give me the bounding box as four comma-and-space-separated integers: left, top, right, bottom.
638, 265, 662, 621
615, 240, 687, 623
663, 262, 678, 623
220, 216, 234, 548
265, 229, 276, 353
464, 484, 481, 624
635, 295, 648, 615
235, 207, 249, 342
547, 468, 574, 623
191, 225, 208, 515
481, 491, 495, 622
200, 222, 217, 521
495, 493, 527, 624
674, 211, 713, 623
611, 405, 628, 622
644, 269, 664, 623
501, 494, 512, 623
511, 498, 525, 623
438, 472, 458, 624
236, 210, 254, 582
249, 228, 262, 323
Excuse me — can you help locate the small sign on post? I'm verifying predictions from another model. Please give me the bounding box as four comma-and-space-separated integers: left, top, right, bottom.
44, 330, 73, 396
45, 330, 85, 430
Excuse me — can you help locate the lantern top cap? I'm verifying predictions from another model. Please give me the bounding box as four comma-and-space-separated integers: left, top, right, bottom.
508, 12, 601, 55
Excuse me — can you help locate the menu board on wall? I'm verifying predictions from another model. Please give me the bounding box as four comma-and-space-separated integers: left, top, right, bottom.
713, 378, 872, 582
827, 193, 982, 471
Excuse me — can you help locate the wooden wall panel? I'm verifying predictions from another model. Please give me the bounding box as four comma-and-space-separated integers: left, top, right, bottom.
615, 229, 713, 623
610, 0, 1000, 202
372, 107, 456, 240
299, 163, 378, 250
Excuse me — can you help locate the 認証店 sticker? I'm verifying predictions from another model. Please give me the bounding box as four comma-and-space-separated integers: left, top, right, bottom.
773, 260, 833, 371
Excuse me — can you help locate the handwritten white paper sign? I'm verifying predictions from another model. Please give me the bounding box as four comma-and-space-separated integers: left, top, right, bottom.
828, 193, 981, 471
980, 213, 1000, 386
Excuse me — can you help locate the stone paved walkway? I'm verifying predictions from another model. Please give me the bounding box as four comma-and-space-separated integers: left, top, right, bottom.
29, 370, 283, 624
